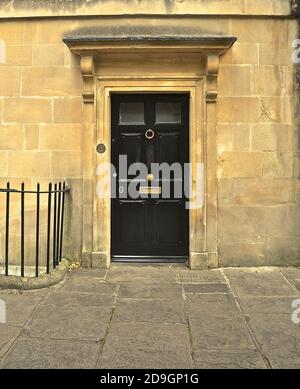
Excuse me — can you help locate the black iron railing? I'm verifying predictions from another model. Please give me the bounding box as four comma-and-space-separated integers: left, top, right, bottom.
0, 182, 70, 277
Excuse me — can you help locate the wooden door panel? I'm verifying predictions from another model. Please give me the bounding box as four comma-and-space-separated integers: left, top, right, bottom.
111, 94, 189, 261
120, 133, 143, 166
117, 200, 146, 244
157, 131, 180, 164
155, 201, 183, 244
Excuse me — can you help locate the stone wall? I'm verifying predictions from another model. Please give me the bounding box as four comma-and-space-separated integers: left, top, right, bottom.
0, 17, 84, 265
217, 17, 299, 266
0, 0, 299, 267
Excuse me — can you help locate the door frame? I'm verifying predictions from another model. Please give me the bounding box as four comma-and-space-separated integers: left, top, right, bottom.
95, 80, 205, 269
110, 92, 190, 262
63, 35, 237, 269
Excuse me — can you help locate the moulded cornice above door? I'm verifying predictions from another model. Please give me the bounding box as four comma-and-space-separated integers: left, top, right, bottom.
63, 35, 237, 103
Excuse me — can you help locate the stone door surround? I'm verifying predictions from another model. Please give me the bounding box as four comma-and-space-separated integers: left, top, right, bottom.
64, 35, 236, 269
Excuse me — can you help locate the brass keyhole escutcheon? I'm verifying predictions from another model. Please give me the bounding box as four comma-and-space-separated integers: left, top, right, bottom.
145, 129, 155, 140
147, 174, 154, 182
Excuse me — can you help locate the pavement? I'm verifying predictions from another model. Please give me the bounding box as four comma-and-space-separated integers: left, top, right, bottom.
0, 264, 300, 369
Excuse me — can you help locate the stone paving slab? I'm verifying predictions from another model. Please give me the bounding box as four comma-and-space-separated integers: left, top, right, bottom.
100, 322, 192, 369
60, 278, 118, 295
189, 316, 255, 351
0, 292, 45, 326
194, 349, 267, 369
267, 354, 300, 369
106, 265, 176, 283
183, 283, 229, 294
118, 283, 182, 299
2, 338, 100, 369
0, 325, 22, 358
247, 313, 300, 349
69, 268, 107, 278
114, 299, 186, 323
175, 269, 225, 283
279, 268, 300, 291
238, 296, 297, 315
0, 265, 300, 369
246, 313, 300, 368
223, 268, 298, 296
44, 291, 115, 308
185, 294, 241, 318
24, 305, 112, 341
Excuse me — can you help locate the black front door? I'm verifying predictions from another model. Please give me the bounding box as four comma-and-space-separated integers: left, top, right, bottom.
111, 94, 189, 262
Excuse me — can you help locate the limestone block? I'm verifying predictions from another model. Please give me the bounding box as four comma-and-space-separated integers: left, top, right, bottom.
259, 97, 292, 123
218, 205, 263, 241
231, 43, 258, 65
218, 98, 259, 123
219, 240, 267, 267
32, 44, 65, 66
64, 47, 81, 67
0, 0, 293, 18
1, 46, 32, 66
246, 0, 281, 15
231, 19, 276, 43
252, 124, 293, 151
3, 98, 52, 123
260, 205, 298, 236
217, 124, 250, 152
258, 44, 291, 66
252, 66, 287, 96
0, 22, 24, 44
81, 251, 92, 268
24, 125, 39, 150
296, 182, 300, 203
0, 67, 20, 96
218, 152, 262, 178
21, 67, 82, 97
39, 124, 81, 151
294, 153, 300, 179
53, 97, 83, 123
190, 252, 208, 270
51, 151, 81, 178
219, 66, 251, 96
0, 151, 8, 176
92, 252, 109, 269
23, 21, 39, 44
0, 124, 23, 150
294, 93, 300, 126
268, 237, 300, 266
62, 178, 82, 260
262, 152, 293, 178
218, 178, 296, 207
7, 151, 50, 177
34, 20, 74, 44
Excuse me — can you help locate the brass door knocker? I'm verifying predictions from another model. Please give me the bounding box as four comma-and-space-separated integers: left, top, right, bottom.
145, 129, 155, 140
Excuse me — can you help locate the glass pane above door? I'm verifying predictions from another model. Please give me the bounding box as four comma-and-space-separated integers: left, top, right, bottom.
119, 102, 145, 125
156, 102, 181, 123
